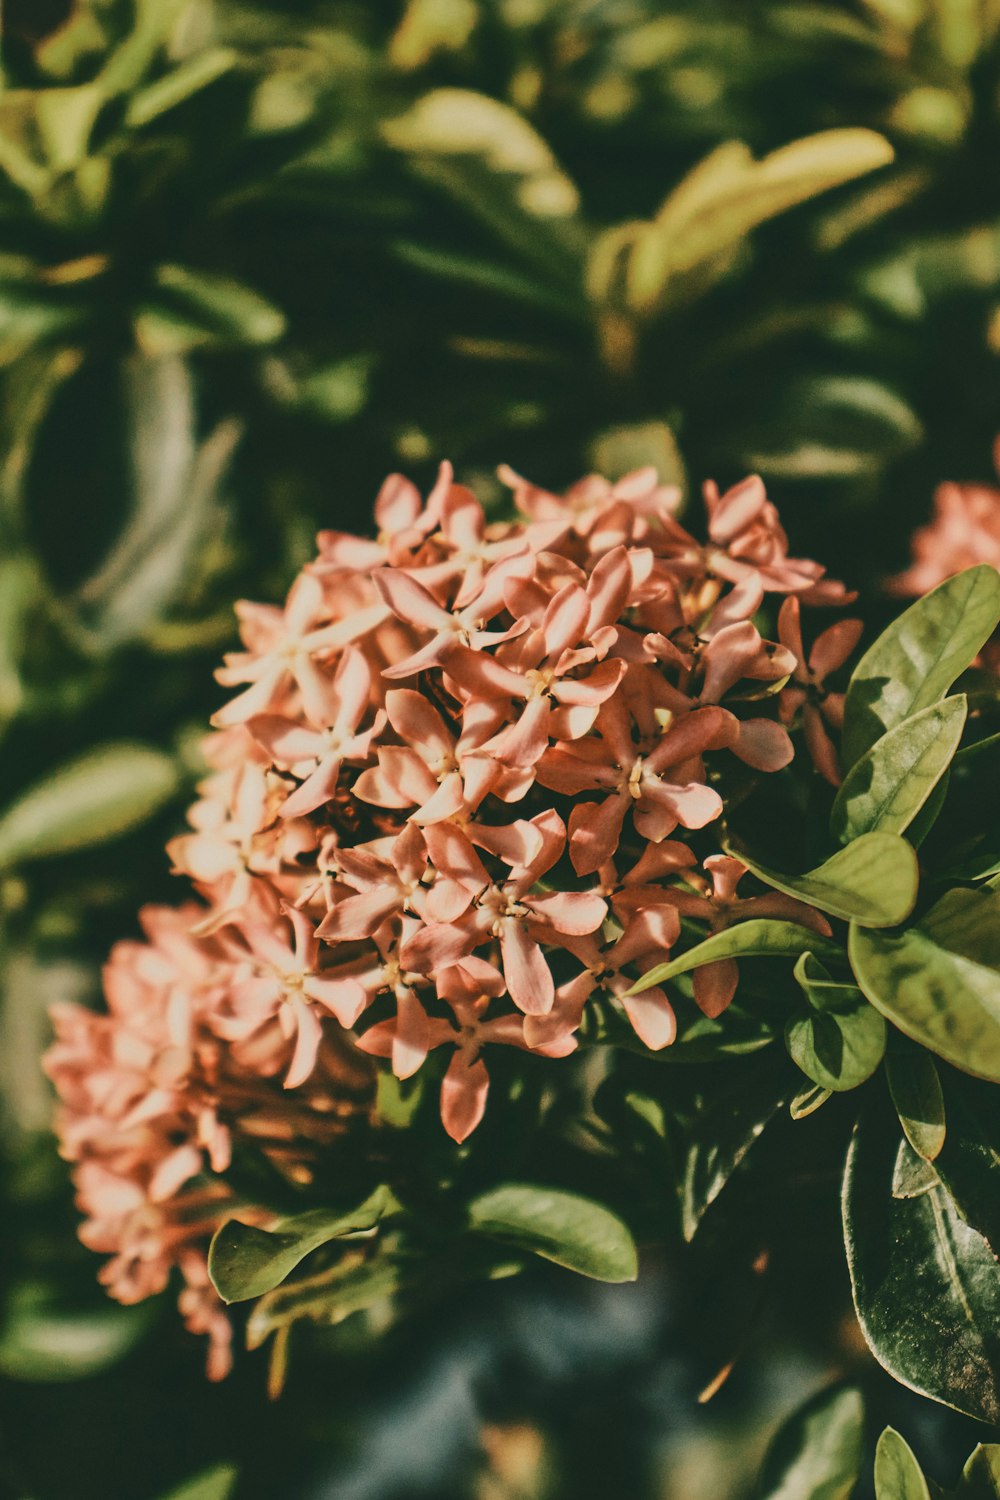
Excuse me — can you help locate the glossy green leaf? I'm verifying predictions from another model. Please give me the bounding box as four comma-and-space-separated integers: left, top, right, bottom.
886, 1050, 946, 1160
844, 1102, 1000, 1424
737, 833, 919, 928
786, 955, 886, 1092
158, 1465, 238, 1500
756, 1384, 864, 1500
627, 920, 841, 996
0, 742, 179, 869
850, 889, 1000, 1082
680, 1061, 787, 1240
208, 1188, 389, 1305
467, 1184, 638, 1282
874, 1427, 930, 1500
842, 567, 1000, 769
831, 697, 966, 844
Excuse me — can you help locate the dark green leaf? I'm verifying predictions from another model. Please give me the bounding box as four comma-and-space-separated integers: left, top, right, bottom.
831, 697, 966, 844
209, 1188, 389, 1305
843, 1102, 1000, 1424
680, 1062, 787, 1240
467, 1184, 638, 1282
934, 1075, 1000, 1258
850, 890, 1000, 1082
756, 1384, 863, 1500
842, 567, 1000, 770
787, 952, 886, 1091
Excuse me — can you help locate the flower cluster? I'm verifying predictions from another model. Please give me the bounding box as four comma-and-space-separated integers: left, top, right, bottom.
890, 438, 1000, 597
46, 459, 856, 1373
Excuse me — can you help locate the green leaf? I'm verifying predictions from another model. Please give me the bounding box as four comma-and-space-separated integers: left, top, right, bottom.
75, 355, 240, 649
621, 129, 893, 313
383, 90, 583, 285
892, 1139, 941, 1199
886, 1050, 946, 1160
627, 920, 842, 996
208, 1188, 389, 1304
786, 954, 886, 1091
0, 742, 179, 869
874, 1428, 930, 1500
831, 697, 967, 844
843, 1102, 1000, 1424
960, 1445, 1000, 1498
589, 420, 686, 490
245, 1253, 401, 1351
157, 1465, 238, 1500
791, 1082, 833, 1119
756, 1384, 864, 1500
934, 1075, 1000, 1258
0, 1283, 153, 1382
680, 1061, 787, 1240
736, 833, 919, 928
849, 889, 1000, 1082
125, 47, 238, 128
467, 1184, 638, 1282
842, 567, 1000, 770
743, 375, 922, 481
924, 731, 1000, 878
136, 265, 286, 354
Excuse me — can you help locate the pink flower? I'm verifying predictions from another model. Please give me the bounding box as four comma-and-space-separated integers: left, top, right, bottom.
247, 647, 384, 818
889, 445, 1000, 596
539, 698, 732, 875
218, 905, 367, 1086
778, 597, 863, 785
402, 812, 607, 1015
48, 455, 855, 1371
213, 572, 387, 727
358, 957, 573, 1142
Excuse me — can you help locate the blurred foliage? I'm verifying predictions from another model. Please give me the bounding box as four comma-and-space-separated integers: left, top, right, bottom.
3, 0, 1000, 1495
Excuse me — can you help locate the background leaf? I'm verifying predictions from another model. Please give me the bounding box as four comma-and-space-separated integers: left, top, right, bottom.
756, 1384, 864, 1500
467, 1185, 638, 1283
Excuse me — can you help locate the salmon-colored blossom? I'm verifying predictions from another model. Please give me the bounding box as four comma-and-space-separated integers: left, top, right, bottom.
46, 458, 856, 1375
